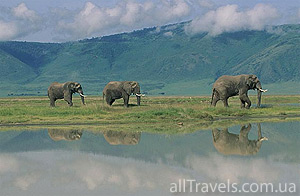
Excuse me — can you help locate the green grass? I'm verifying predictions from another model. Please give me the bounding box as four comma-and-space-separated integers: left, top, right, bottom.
0, 95, 300, 133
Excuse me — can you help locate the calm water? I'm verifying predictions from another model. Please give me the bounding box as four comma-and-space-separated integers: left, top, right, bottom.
0, 122, 299, 196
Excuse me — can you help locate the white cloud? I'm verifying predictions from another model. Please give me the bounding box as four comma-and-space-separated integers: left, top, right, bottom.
185, 154, 280, 183
162, 0, 191, 19
12, 3, 39, 22
185, 4, 280, 36
120, 1, 143, 26
61, 154, 190, 191
0, 151, 299, 195
0, 1, 297, 42
0, 21, 18, 41
55, 0, 192, 40
0, 155, 19, 173
246, 4, 279, 30
56, 2, 119, 40
14, 173, 40, 190
198, 0, 214, 8
0, 3, 43, 41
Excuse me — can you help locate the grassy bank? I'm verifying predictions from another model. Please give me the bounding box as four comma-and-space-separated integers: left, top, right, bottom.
0, 95, 300, 133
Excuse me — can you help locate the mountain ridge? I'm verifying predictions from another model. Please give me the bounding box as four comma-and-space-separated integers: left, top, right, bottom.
0, 23, 299, 96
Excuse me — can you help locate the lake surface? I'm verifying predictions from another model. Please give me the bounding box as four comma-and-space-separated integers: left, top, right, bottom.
0, 122, 299, 196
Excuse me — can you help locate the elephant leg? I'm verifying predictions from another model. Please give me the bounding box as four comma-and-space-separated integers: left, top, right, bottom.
240, 94, 251, 109
65, 99, 73, 106
239, 124, 251, 141
211, 96, 220, 106
211, 90, 220, 107
64, 95, 73, 106
212, 129, 220, 142
50, 98, 56, 107
222, 98, 229, 107
65, 100, 73, 106
123, 95, 129, 107
110, 99, 115, 106
106, 96, 115, 106
106, 96, 111, 105
220, 128, 229, 138
240, 99, 246, 108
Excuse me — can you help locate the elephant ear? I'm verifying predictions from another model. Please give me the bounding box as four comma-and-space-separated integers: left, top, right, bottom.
131, 81, 138, 89
123, 81, 139, 95
75, 83, 80, 88
123, 82, 133, 95
74, 83, 82, 90
246, 75, 256, 88
66, 82, 76, 92
69, 83, 75, 88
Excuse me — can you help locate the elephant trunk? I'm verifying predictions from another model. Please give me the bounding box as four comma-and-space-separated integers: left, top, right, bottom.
78, 90, 85, 105
134, 85, 141, 106
257, 123, 268, 142
257, 90, 262, 108
256, 82, 262, 107
80, 95, 85, 105
252, 124, 268, 155
136, 95, 141, 106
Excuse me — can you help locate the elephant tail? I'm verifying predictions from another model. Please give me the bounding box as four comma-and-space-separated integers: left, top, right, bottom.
102, 92, 105, 104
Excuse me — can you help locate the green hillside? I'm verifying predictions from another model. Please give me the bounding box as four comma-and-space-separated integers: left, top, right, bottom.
0, 23, 299, 96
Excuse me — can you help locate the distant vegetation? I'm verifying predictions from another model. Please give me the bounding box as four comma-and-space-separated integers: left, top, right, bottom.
0, 22, 299, 96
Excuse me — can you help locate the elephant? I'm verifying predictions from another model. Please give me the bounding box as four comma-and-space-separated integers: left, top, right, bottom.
212, 124, 268, 156
211, 74, 267, 108
102, 81, 142, 107
48, 81, 86, 107
103, 130, 141, 145
48, 129, 83, 141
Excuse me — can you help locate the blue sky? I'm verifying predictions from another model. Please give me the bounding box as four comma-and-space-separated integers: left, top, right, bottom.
0, 0, 299, 42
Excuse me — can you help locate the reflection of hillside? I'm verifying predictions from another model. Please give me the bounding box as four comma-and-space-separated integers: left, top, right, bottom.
103, 131, 141, 145
48, 129, 82, 141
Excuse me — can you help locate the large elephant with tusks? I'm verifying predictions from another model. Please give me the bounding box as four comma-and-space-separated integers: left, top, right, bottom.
48, 81, 86, 107
103, 81, 142, 107
212, 124, 268, 156
211, 74, 267, 108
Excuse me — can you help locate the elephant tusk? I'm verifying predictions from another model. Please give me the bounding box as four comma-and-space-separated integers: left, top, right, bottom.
258, 88, 268, 93
135, 93, 145, 97
76, 134, 81, 139
79, 93, 86, 97
259, 137, 268, 141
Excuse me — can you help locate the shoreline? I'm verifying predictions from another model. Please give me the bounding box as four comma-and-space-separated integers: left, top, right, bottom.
1, 95, 299, 132
1, 113, 299, 133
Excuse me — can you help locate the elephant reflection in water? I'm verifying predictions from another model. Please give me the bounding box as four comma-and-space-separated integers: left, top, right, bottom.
103, 130, 141, 145
212, 124, 268, 155
48, 129, 83, 141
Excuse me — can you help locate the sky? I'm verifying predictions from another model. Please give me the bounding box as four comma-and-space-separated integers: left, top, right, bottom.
0, 0, 299, 42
